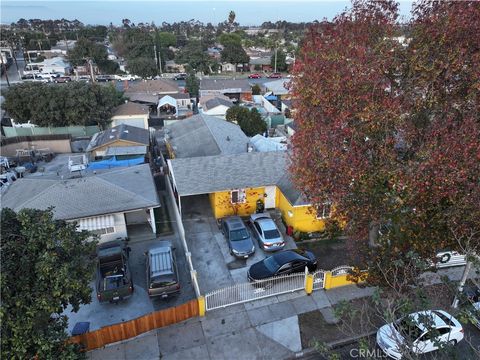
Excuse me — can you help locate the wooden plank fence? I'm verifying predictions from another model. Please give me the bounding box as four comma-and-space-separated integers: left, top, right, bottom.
70, 298, 199, 351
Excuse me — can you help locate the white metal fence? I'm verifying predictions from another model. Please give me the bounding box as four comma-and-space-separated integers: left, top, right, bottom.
312, 270, 326, 290
205, 271, 307, 311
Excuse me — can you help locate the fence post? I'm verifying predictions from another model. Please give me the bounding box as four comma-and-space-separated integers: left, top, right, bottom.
324, 271, 332, 290
198, 296, 206, 317
305, 273, 314, 295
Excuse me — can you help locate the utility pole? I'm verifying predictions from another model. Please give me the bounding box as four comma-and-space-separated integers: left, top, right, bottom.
274, 47, 277, 73
88, 58, 96, 82
153, 43, 160, 75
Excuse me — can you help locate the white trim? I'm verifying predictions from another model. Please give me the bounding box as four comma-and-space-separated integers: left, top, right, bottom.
230, 189, 247, 204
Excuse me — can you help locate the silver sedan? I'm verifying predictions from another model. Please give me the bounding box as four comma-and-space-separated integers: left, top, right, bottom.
249, 213, 285, 252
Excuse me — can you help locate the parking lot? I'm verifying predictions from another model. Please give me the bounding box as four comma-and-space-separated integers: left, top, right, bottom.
181, 195, 298, 294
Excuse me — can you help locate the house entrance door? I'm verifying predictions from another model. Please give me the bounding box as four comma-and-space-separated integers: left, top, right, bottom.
264, 186, 276, 209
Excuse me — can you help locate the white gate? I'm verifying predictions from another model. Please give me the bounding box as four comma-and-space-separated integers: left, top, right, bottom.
205, 272, 306, 311
312, 270, 326, 290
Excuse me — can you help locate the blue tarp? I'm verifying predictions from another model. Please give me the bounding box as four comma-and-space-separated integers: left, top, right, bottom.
265, 95, 278, 101
88, 155, 145, 170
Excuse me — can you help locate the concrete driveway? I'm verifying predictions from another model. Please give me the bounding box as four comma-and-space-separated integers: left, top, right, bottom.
181, 195, 297, 294
65, 222, 196, 333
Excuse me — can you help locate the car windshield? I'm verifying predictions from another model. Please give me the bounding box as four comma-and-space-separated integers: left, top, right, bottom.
394, 318, 422, 342
263, 256, 281, 273
264, 229, 281, 239
230, 229, 249, 241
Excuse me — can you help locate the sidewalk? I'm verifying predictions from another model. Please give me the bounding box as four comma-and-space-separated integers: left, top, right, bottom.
87, 285, 374, 360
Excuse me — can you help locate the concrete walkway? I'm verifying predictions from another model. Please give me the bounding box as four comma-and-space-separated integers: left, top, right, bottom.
87, 285, 374, 360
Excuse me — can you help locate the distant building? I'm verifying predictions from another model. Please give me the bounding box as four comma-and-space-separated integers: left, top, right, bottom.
111, 102, 150, 129
200, 78, 253, 103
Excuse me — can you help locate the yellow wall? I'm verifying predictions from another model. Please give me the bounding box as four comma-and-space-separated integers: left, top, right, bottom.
92, 139, 147, 157
209, 186, 325, 233
277, 190, 326, 233
210, 187, 266, 218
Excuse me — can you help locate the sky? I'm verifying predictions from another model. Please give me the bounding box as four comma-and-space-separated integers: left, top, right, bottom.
1, 0, 415, 26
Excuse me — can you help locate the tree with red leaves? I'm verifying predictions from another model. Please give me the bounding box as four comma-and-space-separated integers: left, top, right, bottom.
291, 0, 480, 286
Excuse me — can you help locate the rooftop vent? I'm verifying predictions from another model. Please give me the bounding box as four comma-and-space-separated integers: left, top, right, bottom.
124, 130, 129, 133
226, 136, 230, 141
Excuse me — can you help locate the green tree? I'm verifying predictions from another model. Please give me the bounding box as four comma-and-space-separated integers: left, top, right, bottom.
3, 82, 123, 129
271, 49, 287, 72
225, 105, 250, 124
126, 57, 157, 78
185, 72, 200, 97
238, 108, 267, 136
157, 31, 176, 48
0, 208, 97, 359
176, 40, 215, 74
221, 43, 249, 70
218, 32, 242, 47
67, 37, 107, 67
251, 84, 261, 95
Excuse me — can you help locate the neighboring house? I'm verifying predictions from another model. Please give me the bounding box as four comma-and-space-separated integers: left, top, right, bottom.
125, 79, 181, 105
264, 78, 291, 96
167, 151, 329, 233
164, 60, 185, 73
25, 56, 72, 74
111, 101, 150, 129
221, 63, 237, 73
86, 123, 150, 160
157, 93, 192, 118
200, 79, 253, 103
164, 113, 249, 159
199, 97, 234, 119
286, 121, 297, 138
250, 134, 287, 152
249, 57, 272, 72
0, 164, 161, 242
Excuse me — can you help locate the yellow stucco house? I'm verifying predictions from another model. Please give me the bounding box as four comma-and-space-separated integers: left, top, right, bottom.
168, 151, 330, 233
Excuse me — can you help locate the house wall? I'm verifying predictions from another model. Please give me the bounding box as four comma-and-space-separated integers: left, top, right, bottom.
111, 115, 149, 130
91, 139, 148, 158
277, 190, 326, 233
209, 187, 266, 219
125, 209, 148, 224
240, 92, 253, 102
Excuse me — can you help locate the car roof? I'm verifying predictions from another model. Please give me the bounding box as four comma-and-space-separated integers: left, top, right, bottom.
149, 243, 174, 276
224, 216, 246, 230
257, 218, 277, 231
410, 310, 458, 331
272, 250, 307, 265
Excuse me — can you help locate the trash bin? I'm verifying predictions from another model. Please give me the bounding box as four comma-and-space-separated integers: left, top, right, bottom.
71, 322, 90, 336
287, 226, 294, 236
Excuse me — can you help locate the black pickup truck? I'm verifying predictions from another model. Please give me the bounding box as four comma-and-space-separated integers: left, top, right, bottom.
96, 241, 134, 303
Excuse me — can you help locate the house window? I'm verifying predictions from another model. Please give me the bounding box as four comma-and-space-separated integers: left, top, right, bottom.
316, 202, 332, 219
91, 227, 115, 236
231, 189, 247, 204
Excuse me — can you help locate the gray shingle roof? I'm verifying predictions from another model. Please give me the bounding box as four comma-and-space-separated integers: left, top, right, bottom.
112, 102, 149, 117
169, 151, 287, 196
166, 114, 249, 158
200, 79, 252, 92
204, 97, 234, 111
264, 79, 291, 95
276, 173, 309, 206
1, 164, 159, 219
86, 124, 150, 152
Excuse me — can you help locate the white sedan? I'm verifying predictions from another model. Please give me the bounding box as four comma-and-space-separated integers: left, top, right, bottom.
249, 213, 285, 252
377, 310, 464, 359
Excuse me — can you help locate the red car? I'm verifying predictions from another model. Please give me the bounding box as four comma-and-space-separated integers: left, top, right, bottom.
268, 72, 282, 79
248, 73, 262, 79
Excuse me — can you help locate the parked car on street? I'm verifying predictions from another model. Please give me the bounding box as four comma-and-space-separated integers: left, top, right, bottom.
221, 216, 255, 259
248, 213, 285, 251
96, 240, 133, 303
173, 73, 187, 80
248, 73, 262, 79
145, 240, 180, 298
268, 72, 282, 79
376, 310, 464, 359
247, 249, 317, 281
115, 74, 139, 81
54, 76, 72, 83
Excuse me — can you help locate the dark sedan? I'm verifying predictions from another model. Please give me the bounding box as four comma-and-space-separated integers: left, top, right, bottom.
247, 249, 317, 282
